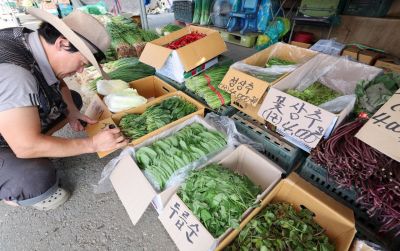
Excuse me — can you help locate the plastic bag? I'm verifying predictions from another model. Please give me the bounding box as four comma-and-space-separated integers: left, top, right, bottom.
93, 113, 262, 194
310, 39, 345, 56
96, 79, 129, 96
78, 1, 108, 15
103, 88, 147, 113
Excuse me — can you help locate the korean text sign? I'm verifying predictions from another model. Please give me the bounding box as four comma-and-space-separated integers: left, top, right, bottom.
159, 194, 215, 251
258, 88, 337, 150
356, 89, 400, 162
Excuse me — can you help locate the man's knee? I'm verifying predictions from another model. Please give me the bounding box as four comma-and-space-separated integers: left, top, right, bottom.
22, 159, 57, 198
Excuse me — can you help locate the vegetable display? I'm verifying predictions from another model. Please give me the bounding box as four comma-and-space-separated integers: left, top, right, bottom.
185, 65, 231, 109
287, 82, 340, 106
119, 97, 197, 140
165, 31, 206, 49
136, 123, 227, 190
178, 164, 260, 237
311, 118, 400, 236
355, 72, 400, 116
226, 202, 335, 251
247, 57, 296, 82
89, 58, 155, 91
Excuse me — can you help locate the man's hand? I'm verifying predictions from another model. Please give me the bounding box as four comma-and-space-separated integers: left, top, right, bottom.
91, 126, 129, 152
67, 110, 97, 131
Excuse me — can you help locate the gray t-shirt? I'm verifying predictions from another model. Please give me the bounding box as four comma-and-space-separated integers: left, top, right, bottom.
0, 63, 40, 112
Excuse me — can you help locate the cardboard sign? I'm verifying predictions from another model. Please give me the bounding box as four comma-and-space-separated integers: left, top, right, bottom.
356, 90, 400, 162
219, 69, 268, 107
159, 194, 215, 250
258, 88, 337, 150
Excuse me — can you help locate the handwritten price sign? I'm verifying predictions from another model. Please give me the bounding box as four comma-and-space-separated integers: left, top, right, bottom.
258, 88, 337, 150
356, 90, 400, 162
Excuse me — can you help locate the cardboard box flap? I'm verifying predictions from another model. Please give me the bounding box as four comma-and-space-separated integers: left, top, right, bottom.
176, 31, 227, 72
355, 90, 400, 162
159, 194, 216, 250
85, 95, 112, 121
110, 155, 157, 225
129, 76, 177, 99
219, 68, 269, 107
139, 42, 172, 69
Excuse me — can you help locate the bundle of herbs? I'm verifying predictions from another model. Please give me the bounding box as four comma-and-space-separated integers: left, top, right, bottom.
247, 57, 296, 82
89, 57, 155, 91
226, 202, 335, 251
185, 65, 231, 109
119, 97, 197, 140
178, 164, 261, 237
287, 82, 341, 106
136, 123, 227, 190
311, 118, 400, 235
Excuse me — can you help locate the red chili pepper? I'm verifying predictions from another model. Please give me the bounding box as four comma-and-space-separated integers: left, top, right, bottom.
165, 32, 206, 49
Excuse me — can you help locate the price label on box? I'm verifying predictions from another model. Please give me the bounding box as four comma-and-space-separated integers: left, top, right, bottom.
356, 89, 400, 162
258, 88, 337, 151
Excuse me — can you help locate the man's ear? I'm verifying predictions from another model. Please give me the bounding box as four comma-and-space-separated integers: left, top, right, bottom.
54, 36, 70, 51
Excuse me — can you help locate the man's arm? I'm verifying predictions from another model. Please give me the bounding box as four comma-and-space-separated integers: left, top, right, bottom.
0, 107, 127, 158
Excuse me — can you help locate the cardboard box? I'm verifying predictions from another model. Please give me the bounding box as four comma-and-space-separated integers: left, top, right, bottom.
355, 89, 400, 162
108, 116, 230, 226
86, 91, 206, 158
218, 173, 356, 251
219, 42, 317, 123
374, 57, 400, 73
258, 53, 382, 152
290, 40, 312, 49
139, 26, 227, 83
158, 145, 285, 251
342, 47, 381, 65
85, 76, 177, 121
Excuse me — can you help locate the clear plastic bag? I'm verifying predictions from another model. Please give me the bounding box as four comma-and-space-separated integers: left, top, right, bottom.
93, 113, 262, 194
310, 39, 346, 56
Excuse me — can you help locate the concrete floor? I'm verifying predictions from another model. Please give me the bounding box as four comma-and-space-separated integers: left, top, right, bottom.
0, 41, 256, 251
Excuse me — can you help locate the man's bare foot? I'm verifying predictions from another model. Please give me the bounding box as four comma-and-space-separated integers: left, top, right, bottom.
3, 200, 19, 207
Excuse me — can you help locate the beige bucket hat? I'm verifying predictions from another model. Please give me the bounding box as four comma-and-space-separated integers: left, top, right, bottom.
27, 8, 111, 79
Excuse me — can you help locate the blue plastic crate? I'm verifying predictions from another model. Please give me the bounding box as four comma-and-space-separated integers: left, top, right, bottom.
231, 111, 305, 174
297, 157, 400, 251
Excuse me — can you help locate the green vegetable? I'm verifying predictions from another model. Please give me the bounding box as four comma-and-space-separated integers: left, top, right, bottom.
162, 24, 183, 35
192, 0, 202, 24
89, 58, 155, 91
200, 0, 212, 25
136, 123, 227, 190
226, 202, 335, 251
139, 29, 160, 42
178, 164, 261, 238
266, 57, 295, 67
185, 65, 231, 109
287, 82, 341, 106
355, 72, 400, 116
119, 97, 197, 140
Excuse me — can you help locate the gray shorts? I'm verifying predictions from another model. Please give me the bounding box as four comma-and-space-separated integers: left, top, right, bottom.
0, 90, 82, 205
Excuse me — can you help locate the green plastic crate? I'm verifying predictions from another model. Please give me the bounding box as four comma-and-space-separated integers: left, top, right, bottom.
220, 31, 257, 48
299, 0, 342, 17
231, 111, 305, 173
297, 157, 400, 251
342, 0, 393, 17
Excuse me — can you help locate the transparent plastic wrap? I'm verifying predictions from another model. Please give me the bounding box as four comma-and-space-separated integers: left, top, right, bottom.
350, 239, 384, 251
93, 113, 262, 194
283, 54, 381, 113
310, 39, 346, 56
231, 42, 314, 82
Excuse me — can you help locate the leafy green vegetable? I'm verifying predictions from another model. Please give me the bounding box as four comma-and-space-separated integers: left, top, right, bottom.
287, 82, 340, 106
192, 0, 201, 24
354, 72, 400, 116
136, 123, 227, 190
162, 24, 183, 35
200, 0, 213, 25
119, 97, 197, 140
89, 58, 155, 91
226, 202, 335, 251
185, 65, 231, 109
266, 57, 296, 68
178, 164, 260, 238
